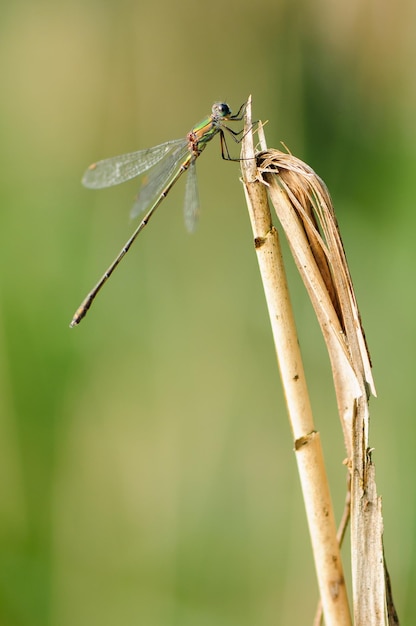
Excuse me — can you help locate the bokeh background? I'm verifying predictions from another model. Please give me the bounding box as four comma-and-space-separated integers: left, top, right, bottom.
1, 0, 415, 624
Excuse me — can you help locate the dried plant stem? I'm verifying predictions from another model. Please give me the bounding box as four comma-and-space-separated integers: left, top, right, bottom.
242, 95, 397, 624
241, 97, 351, 626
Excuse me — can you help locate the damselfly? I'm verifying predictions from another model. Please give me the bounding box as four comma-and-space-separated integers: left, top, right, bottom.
70, 101, 246, 327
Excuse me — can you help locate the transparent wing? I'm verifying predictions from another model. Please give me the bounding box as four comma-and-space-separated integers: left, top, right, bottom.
82, 139, 185, 189
130, 142, 191, 218
183, 159, 199, 233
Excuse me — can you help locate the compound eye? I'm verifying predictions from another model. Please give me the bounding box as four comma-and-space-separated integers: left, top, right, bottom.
213, 102, 231, 118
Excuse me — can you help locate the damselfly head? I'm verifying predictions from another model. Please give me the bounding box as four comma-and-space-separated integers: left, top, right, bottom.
212, 102, 232, 119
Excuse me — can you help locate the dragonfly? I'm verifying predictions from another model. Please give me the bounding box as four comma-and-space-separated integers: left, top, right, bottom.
70, 101, 246, 328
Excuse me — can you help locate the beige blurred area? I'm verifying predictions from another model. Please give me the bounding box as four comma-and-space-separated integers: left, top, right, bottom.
0, 1, 415, 624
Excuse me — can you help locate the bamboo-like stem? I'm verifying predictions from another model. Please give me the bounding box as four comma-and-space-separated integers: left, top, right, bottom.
240, 96, 351, 626
245, 98, 397, 624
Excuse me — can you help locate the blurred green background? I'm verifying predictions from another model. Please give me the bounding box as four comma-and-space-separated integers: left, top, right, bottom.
1, 0, 414, 624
